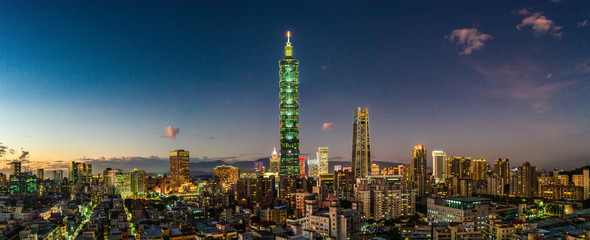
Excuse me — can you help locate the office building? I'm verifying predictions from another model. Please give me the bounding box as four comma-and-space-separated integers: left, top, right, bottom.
352, 107, 371, 179
214, 165, 240, 185
333, 165, 342, 173
299, 157, 306, 177
334, 170, 355, 200
169, 149, 190, 189
432, 150, 446, 183
427, 197, 495, 230
68, 161, 92, 184
254, 162, 265, 173
371, 163, 380, 176
307, 158, 319, 178
279, 31, 300, 177
472, 158, 488, 181
270, 148, 280, 174
411, 145, 428, 197
317, 147, 328, 175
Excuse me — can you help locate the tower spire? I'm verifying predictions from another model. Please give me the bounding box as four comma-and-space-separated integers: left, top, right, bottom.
286, 31, 291, 46
284, 31, 293, 57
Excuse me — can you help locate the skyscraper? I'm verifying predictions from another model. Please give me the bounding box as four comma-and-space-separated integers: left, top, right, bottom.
169, 149, 190, 189
352, 107, 371, 179
432, 150, 446, 183
308, 158, 319, 178
299, 158, 306, 177
494, 158, 510, 185
411, 145, 428, 197
516, 162, 538, 198
472, 158, 488, 181
36, 168, 44, 180
270, 148, 280, 174
10, 161, 21, 177
279, 31, 300, 177
317, 147, 329, 175
446, 156, 472, 180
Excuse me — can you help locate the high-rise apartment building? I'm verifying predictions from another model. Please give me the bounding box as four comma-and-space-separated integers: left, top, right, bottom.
352, 107, 371, 179
472, 158, 488, 181
279, 31, 300, 177
169, 149, 190, 189
68, 161, 92, 184
371, 163, 380, 176
10, 161, 21, 177
583, 168, 589, 200
317, 147, 328, 175
36, 168, 44, 180
411, 145, 428, 197
494, 158, 510, 184
432, 150, 446, 183
446, 156, 472, 180
270, 148, 280, 174
516, 162, 538, 198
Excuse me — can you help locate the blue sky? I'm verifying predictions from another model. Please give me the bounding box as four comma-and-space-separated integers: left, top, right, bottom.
0, 0, 589, 172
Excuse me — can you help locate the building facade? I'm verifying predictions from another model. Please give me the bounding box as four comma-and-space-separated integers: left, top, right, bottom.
169, 149, 190, 189
317, 147, 328, 176
432, 150, 446, 183
351, 107, 371, 179
279, 31, 300, 177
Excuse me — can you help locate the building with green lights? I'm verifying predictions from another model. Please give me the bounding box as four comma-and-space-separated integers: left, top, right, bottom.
279, 31, 300, 177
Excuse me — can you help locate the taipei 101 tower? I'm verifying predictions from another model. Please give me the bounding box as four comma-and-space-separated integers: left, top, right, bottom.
279, 31, 300, 177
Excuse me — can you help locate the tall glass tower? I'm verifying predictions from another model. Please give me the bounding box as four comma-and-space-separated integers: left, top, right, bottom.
352, 107, 371, 179
279, 31, 300, 177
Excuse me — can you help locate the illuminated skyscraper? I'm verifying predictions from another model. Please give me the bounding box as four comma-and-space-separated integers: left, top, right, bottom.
516, 162, 537, 198
279, 31, 300, 177
352, 107, 371, 179
308, 158, 319, 178
299, 158, 306, 177
36, 168, 44, 180
411, 145, 428, 197
214, 165, 240, 187
270, 148, 280, 174
317, 147, 329, 175
494, 158, 510, 184
169, 149, 190, 189
446, 156, 472, 180
432, 150, 446, 183
472, 158, 488, 181
10, 161, 21, 177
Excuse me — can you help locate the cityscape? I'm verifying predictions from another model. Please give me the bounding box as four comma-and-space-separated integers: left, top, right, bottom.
1, 1, 590, 240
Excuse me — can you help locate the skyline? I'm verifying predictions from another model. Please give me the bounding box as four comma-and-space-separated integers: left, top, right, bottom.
1, 1, 590, 171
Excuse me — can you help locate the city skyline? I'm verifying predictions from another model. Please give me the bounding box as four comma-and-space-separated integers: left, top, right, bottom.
1, 1, 589, 171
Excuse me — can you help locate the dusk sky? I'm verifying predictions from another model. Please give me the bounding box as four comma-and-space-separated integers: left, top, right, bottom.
1, 1, 589, 172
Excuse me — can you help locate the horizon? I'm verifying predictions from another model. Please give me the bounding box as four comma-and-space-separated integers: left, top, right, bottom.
1, 1, 589, 171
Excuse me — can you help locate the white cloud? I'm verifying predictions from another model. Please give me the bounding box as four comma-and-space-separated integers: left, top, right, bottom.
322, 123, 335, 131
446, 28, 493, 55
164, 126, 180, 139
516, 9, 562, 39
579, 19, 588, 27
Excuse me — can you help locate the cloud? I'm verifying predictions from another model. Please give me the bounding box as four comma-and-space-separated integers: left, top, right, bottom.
516, 9, 562, 39
322, 123, 335, 131
164, 126, 180, 139
579, 19, 588, 27
474, 64, 576, 112
446, 28, 493, 55
226, 134, 232, 138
